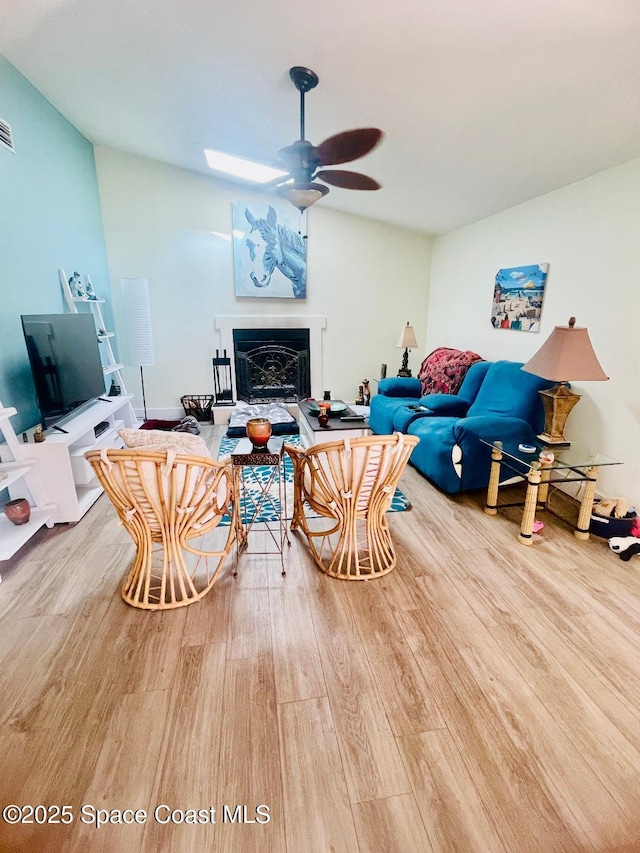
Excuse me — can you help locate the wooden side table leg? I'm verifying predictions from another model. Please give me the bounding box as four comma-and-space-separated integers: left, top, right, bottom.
484, 441, 503, 515
519, 462, 541, 546
537, 457, 553, 507
575, 465, 598, 540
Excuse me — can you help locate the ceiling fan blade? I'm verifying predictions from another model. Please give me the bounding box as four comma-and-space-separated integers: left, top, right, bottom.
316, 128, 383, 166
316, 169, 381, 190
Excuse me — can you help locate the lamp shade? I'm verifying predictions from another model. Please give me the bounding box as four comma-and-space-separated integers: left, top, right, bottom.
276, 182, 329, 212
522, 317, 608, 382
120, 278, 155, 367
396, 322, 418, 349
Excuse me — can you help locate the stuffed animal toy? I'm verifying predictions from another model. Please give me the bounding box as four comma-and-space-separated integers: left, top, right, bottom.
608, 537, 640, 561
593, 497, 630, 519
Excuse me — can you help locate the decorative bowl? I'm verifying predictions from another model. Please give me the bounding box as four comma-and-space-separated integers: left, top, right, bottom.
307, 400, 347, 415
4, 498, 31, 526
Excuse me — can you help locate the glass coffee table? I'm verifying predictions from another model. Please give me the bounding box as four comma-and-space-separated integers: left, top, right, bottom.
480, 438, 622, 545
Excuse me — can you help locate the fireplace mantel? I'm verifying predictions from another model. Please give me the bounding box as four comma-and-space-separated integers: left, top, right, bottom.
214, 315, 326, 399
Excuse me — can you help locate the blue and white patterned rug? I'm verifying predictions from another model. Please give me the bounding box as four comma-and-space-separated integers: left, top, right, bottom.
218, 434, 410, 524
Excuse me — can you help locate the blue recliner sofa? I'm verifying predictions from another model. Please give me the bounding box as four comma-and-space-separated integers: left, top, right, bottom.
369, 360, 552, 493
369, 361, 492, 435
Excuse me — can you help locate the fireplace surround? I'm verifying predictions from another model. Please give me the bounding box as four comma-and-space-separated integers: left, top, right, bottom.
214, 315, 326, 400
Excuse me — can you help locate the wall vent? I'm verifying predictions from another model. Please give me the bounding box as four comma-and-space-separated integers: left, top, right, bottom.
0, 117, 15, 153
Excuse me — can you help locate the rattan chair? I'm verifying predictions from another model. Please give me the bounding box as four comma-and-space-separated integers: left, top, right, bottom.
286, 432, 418, 580
85, 448, 236, 609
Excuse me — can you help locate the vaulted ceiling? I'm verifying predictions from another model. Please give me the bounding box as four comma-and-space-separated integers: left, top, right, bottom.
2, 0, 640, 234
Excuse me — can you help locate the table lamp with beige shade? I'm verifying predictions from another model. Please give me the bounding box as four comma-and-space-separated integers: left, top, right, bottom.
396, 322, 419, 377
521, 317, 608, 446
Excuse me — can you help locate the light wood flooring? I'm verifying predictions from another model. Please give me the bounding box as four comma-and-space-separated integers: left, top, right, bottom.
1, 425, 640, 852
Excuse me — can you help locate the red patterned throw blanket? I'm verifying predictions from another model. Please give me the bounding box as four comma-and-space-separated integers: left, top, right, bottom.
417, 347, 484, 396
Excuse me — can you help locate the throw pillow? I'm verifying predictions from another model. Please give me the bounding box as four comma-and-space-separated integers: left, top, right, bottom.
118, 428, 211, 458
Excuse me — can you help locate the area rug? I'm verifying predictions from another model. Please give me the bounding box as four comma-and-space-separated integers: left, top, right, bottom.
217, 434, 410, 524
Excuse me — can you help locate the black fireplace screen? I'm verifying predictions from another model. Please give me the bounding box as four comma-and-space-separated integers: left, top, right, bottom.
233, 329, 310, 403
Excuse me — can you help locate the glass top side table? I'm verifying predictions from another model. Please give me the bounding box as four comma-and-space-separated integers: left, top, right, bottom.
479, 437, 622, 545
230, 436, 291, 576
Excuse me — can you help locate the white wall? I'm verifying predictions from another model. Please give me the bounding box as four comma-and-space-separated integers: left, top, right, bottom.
94, 147, 431, 411
428, 159, 640, 505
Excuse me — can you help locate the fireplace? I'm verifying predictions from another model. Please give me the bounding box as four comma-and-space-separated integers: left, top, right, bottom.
214, 315, 326, 400
233, 328, 310, 403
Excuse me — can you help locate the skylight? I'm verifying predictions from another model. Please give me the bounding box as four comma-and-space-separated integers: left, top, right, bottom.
204, 149, 288, 184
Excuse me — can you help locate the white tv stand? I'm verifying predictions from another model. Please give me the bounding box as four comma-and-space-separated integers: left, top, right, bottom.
1, 395, 136, 524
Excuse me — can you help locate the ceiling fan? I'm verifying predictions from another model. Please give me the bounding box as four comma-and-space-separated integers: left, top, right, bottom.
267, 66, 384, 212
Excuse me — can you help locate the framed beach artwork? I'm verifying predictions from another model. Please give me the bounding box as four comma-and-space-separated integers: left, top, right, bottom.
491, 263, 549, 332
232, 202, 307, 299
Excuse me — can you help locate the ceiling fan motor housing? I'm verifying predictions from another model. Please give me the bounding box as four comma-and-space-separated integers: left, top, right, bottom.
278, 139, 321, 183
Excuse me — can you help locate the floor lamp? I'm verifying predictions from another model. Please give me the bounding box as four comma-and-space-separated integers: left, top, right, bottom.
120, 278, 155, 421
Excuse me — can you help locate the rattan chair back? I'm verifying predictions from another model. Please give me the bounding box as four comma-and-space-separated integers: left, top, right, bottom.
85, 447, 236, 609
286, 432, 418, 580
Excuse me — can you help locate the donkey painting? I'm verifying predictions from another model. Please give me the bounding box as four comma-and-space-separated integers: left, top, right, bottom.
234, 204, 307, 299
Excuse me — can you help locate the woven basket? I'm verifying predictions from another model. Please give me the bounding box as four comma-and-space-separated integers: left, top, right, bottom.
180, 395, 214, 421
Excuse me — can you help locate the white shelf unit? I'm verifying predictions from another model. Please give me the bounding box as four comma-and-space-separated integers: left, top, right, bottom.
0, 404, 56, 569
0, 395, 136, 525
58, 269, 136, 423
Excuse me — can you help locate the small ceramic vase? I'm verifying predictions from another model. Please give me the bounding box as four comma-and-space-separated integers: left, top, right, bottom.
318, 403, 330, 427
246, 417, 272, 451
4, 498, 31, 525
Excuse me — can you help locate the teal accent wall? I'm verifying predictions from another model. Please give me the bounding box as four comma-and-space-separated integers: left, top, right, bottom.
0, 55, 111, 433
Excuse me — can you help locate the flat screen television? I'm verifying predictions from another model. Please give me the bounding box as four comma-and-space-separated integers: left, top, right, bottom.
21, 313, 106, 428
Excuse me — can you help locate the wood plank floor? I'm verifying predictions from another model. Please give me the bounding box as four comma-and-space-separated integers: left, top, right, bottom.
1, 425, 640, 852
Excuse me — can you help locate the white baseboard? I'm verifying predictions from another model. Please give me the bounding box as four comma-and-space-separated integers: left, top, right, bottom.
134, 405, 241, 426
133, 407, 184, 421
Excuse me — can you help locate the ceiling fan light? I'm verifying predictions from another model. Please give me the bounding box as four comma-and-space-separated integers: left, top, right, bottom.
276, 182, 329, 212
